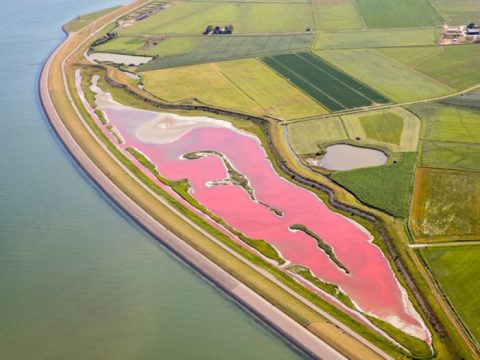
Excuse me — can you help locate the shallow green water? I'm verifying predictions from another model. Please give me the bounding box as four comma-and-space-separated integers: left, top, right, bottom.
0, 1, 304, 359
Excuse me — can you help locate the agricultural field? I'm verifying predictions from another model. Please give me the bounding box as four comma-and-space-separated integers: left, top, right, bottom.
421, 245, 480, 344
94, 36, 205, 57
288, 117, 348, 154
380, 45, 480, 90
118, 2, 314, 35
262, 52, 389, 112
316, 49, 454, 103
420, 141, 480, 172
313, 28, 438, 50
430, 0, 480, 24
64, 6, 120, 33
139, 34, 313, 70
311, 0, 365, 30
410, 168, 480, 241
355, 0, 443, 28
141, 59, 327, 119
342, 107, 421, 152
410, 103, 480, 144
331, 152, 417, 218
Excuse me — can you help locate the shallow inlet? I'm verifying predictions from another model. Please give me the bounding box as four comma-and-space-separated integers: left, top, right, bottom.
319, 144, 388, 171
87, 52, 152, 65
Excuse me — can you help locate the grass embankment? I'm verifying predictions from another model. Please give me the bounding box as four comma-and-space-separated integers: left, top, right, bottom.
64, 6, 120, 33
289, 224, 350, 274
421, 246, 480, 346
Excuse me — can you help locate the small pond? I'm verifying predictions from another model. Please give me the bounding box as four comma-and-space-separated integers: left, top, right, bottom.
317, 144, 388, 171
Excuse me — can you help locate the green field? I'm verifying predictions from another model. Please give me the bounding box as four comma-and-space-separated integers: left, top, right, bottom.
94, 36, 205, 57
332, 152, 417, 218
421, 141, 480, 172
442, 91, 480, 109
288, 117, 348, 154
118, 2, 313, 35
64, 6, 120, 32
359, 112, 403, 145
411, 168, 480, 241
342, 107, 421, 152
355, 0, 443, 28
380, 45, 480, 90
316, 49, 454, 103
141, 59, 327, 119
313, 28, 437, 50
411, 103, 480, 144
431, 0, 480, 24
311, 0, 364, 30
422, 245, 480, 343
262, 52, 389, 112
139, 34, 313, 71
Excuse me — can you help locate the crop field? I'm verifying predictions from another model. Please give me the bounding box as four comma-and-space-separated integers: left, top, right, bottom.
355, 0, 443, 28
118, 2, 313, 35
410, 168, 480, 241
420, 141, 480, 172
141, 59, 327, 119
316, 49, 454, 103
332, 153, 417, 218
410, 103, 480, 144
430, 0, 480, 24
262, 52, 389, 112
94, 36, 205, 57
313, 28, 437, 50
380, 45, 480, 90
139, 34, 313, 71
288, 117, 348, 154
311, 0, 364, 30
421, 246, 480, 344
442, 91, 480, 109
342, 107, 421, 152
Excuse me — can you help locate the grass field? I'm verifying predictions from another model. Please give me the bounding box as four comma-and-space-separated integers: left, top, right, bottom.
64, 7, 120, 33
288, 117, 348, 154
442, 91, 480, 109
342, 107, 421, 152
331, 152, 417, 218
141, 59, 327, 119
139, 34, 313, 70
410, 168, 480, 241
410, 103, 480, 144
420, 141, 480, 172
119, 2, 313, 35
94, 36, 205, 57
311, 0, 364, 30
380, 45, 480, 90
422, 245, 480, 344
316, 49, 454, 103
430, 0, 480, 24
313, 28, 437, 50
355, 0, 443, 28
262, 52, 389, 112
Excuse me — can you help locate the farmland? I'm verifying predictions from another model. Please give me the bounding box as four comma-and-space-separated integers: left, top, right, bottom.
355, 0, 443, 28
313, 28, 438, 50
359, 112, 403, 145
118, 2, 314, 35
141, 59, 327, 119
430, 0, 480, 24
380, 45, 480, 90
316, 49, 454, 103
262, 52, 389, 112
64, 6, 120, 33
311, 0, 364, 30
139, 34, 313, 70
420, 141, 480, 172
421, 245, 480, 344
332, 153, 417, 218
410, 168, 480, 241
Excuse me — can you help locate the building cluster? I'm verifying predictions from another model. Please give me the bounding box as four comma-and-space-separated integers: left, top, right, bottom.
203, 25, 234, 35
440, 23, 480, 45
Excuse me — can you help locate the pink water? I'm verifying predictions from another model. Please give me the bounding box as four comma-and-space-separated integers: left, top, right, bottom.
99, 105, 428, 341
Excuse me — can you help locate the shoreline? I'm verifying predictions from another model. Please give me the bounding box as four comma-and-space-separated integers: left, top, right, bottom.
38, 5, 353, 360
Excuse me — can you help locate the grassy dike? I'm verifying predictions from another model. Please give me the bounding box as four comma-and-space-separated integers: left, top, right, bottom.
45, 4, 391, 360
49, 3, 476, 360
